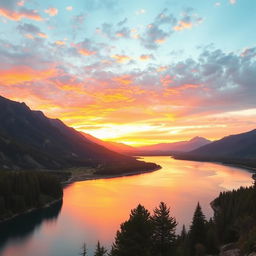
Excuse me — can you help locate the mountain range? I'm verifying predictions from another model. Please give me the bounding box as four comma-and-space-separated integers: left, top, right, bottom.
174, 129, 256, 168
133, 136, 211, 154
0, 95, 158, 173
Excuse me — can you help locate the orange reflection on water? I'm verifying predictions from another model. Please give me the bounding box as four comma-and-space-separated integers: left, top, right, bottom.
1, 157, 253, 256
62, 157, 252, 244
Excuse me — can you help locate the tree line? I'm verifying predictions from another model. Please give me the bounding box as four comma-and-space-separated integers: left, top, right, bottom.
0, 171, 63, 221
79, 181, 256, 256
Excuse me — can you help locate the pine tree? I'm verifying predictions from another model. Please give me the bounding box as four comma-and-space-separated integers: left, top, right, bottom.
110, 204, 153, 256
94, 241, 108, 256
189, 203, 207, 255
80, 243, 87, 256
180, 225, 187, 241
151, 202, 177, 256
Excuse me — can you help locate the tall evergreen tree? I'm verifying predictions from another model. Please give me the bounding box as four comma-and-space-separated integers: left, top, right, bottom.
151, 202, 177, 256
110, 204, 153, 256
80, 243, 87, 256
176, 225, 190, 256
94, 241, 108, 256
189, 203, 207, 255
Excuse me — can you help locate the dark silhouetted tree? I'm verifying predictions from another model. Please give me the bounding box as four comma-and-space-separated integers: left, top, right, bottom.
189, 203, 207, 255
151, 202, 177, 256
176, 225, 190, 256
94, 241, 107, 256
110, 204, 153, 256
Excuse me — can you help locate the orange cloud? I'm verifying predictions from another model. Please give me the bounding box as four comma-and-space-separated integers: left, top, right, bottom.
37, 32, 48, 38
157, 66, 167, 72
78, 48, 96, 56
173, 21, 193, 31
55, 40, 66, 45
112, 75, 133, 85
25, 33, 34, 39
0, 66, 57, 85
139, 55, 151, 61
44, 7, 58, 17
155, 38, 166, 44
111, 54, 132, 63
0, 8, 43, 21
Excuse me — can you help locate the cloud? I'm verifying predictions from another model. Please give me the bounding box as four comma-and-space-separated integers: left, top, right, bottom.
44, 7, 58, 17
97, 22, 132, 40
115, 27, 130, 38
66, 6, 73, 11
0, 0, 43, 21
0, 7, 43, 21
117, 18, 127, 26
135, 9, 146, 15
17, 23, 47, 39
229, 0, 236, 4
71, 38, 97, 56
139, 9, 176, 49
139, 54, 153, 61
55, 40, 66, 45
0, 66, 58, 85
111, 54, 132, 63
17, 1, 25, 7
173, 12, 203, 31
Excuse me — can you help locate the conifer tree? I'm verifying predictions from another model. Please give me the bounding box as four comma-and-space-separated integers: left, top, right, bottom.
189, 203, 207, 255
80, 243, 87, 256
110, 204, 153, 256
151, 202, 177, 256
94, 241, 108, 256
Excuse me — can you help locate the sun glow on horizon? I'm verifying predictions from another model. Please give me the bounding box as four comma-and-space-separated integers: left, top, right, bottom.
0, 0, 255, 147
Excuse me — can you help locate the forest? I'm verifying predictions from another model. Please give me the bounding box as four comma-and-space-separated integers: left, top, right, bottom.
80, 180, 256, 256
0, 171, 63, 222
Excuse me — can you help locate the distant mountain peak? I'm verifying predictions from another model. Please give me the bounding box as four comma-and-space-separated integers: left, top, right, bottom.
189, 136, 211, 143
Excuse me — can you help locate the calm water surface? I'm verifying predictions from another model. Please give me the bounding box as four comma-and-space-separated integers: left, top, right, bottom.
0, 157, 253, 256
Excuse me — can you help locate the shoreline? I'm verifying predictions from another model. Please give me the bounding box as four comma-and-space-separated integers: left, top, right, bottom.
0, 198, 62, 224
171, 156, 256, 174
62, 166, 162, 185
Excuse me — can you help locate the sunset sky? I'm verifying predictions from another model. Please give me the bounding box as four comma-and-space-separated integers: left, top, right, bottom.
0, 0, 256, 146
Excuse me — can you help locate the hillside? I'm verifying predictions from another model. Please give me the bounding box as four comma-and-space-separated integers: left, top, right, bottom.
130, 136, 211, 155
174, 129, 256, 168
0, 96, 158, 172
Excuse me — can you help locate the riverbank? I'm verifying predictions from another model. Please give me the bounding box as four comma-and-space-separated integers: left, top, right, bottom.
171, 155, 256, 174
62, 165, 162, 184
0, 197, 62, 224
0, 171, 63, 224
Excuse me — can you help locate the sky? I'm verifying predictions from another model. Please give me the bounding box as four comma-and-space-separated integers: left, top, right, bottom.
0, 0, 256, 146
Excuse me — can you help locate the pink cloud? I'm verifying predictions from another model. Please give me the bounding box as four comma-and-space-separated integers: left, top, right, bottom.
0, 7, 43, 21
44, 7, 58, 17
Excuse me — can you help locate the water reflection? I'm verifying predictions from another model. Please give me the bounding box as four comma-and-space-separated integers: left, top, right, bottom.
0, 157, 253, 256
0, 200, 62, 251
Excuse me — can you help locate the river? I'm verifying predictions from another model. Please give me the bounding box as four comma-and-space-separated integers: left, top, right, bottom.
0, 156, 253, 256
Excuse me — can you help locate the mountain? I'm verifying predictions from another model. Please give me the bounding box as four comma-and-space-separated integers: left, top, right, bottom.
81, 132, 135, 153
134, 136, 211, 154
174, 129, 256, 167
0, 95, 158, 172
